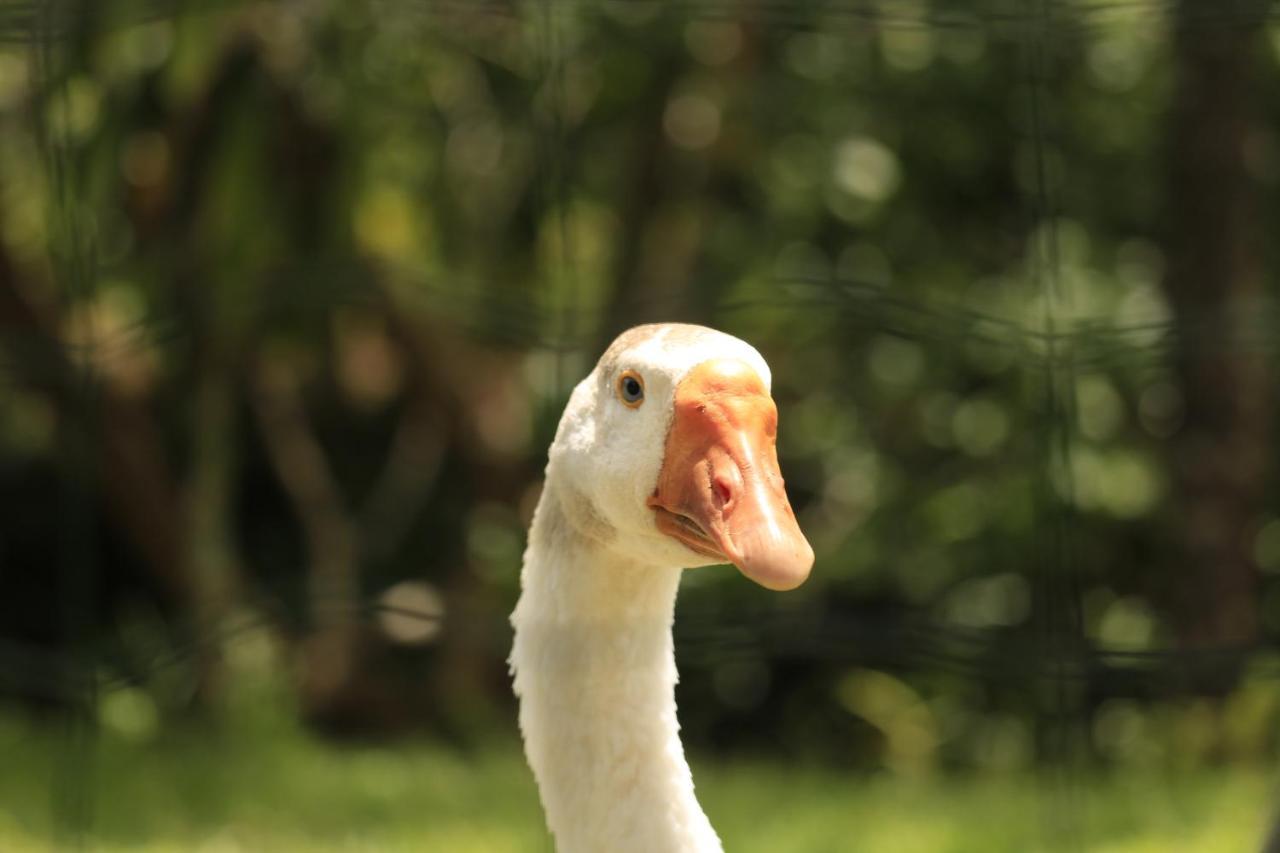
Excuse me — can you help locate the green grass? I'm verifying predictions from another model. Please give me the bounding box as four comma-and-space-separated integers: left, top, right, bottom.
0, 711, 1274, 852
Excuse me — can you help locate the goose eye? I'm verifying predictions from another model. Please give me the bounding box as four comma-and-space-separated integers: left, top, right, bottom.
617, 371, 645, 408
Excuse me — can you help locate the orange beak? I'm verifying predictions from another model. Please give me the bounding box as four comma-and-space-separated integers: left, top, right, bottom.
647, 359, 814, 591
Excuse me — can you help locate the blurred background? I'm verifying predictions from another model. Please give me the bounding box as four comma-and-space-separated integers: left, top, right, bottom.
1, 0, 1279, 850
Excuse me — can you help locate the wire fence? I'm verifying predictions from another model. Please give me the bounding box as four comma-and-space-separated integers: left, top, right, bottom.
1, 0, 1278, 849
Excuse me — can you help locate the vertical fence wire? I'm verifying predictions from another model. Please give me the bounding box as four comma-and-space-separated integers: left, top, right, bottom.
539, 3, 569, 848
30, 0, 99, 846
1023, 2, 1087, 848
536, 0, 580, 399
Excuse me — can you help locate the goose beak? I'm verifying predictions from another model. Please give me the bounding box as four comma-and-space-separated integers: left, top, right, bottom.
648, 358, 814, 591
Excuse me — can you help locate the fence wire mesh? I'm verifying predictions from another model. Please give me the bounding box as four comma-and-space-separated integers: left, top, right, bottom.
0, 0, 1278, 850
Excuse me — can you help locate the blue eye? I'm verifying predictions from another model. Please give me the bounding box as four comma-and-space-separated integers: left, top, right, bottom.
617, 371, 645, 407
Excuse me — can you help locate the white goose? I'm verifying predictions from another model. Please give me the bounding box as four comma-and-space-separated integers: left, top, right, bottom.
510, 323, 814, 853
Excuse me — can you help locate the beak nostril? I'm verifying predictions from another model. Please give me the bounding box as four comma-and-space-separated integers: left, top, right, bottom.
712, 475, 733, 510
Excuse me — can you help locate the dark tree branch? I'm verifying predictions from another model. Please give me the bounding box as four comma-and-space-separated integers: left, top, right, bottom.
1161, 3, 1271, 668
0, 228, 189, 604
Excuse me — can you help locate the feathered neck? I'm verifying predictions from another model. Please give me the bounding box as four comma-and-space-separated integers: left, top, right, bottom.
510, 479, 723, 853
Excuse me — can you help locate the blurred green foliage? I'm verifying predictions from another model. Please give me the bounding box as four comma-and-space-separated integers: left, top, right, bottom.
0, 0, 1279, 843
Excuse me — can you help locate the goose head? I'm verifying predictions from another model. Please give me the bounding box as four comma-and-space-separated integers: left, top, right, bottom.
549, 323, 813, 591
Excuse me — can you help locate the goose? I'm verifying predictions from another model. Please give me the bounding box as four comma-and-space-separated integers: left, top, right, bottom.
510, 323, 814, 853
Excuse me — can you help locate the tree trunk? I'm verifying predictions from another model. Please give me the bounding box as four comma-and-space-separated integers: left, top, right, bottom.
1161, 4, 1270, 680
